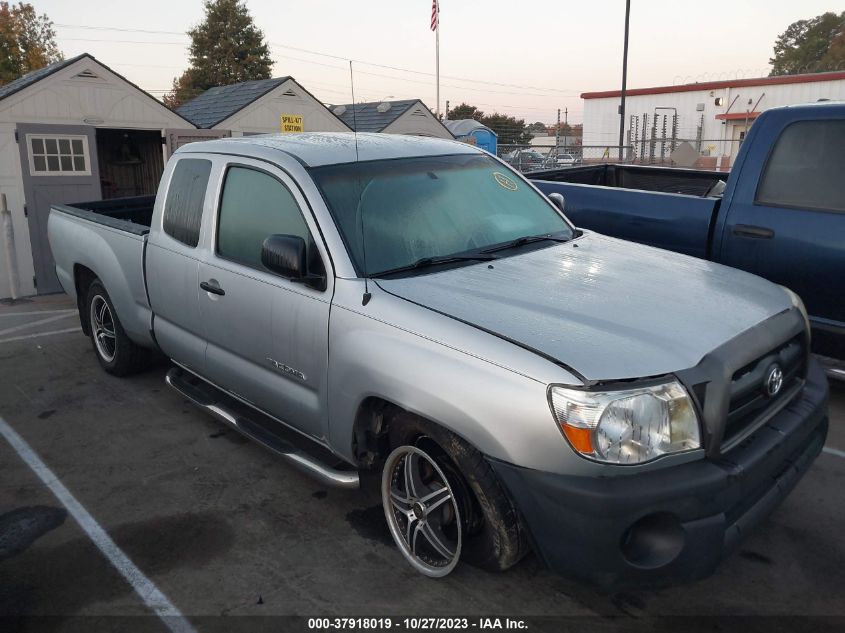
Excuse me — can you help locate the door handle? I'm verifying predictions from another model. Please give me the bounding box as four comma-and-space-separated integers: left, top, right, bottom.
200, 280, 225, 296
732, 224, 775, 239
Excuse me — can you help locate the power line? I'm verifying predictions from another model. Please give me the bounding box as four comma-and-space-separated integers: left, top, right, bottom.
55, 23, 581, 95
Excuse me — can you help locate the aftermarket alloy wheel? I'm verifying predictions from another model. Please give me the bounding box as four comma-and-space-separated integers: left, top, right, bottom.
85, 280, 150, 376
382, 445, 462, 577
89, 293, 116, 363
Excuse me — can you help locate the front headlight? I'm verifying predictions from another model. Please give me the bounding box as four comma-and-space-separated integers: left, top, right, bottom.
549, 380, 701, 464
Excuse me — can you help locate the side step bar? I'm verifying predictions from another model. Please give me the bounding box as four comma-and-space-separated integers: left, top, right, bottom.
165, 367, 360, 490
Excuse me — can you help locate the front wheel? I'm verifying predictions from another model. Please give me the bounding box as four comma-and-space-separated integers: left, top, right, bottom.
85, 280, 149, 376
382, 445, 463, 577
381, 416, 528, 577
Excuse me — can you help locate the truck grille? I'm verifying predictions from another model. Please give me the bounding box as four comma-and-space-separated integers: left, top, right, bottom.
721, 335, 806, 451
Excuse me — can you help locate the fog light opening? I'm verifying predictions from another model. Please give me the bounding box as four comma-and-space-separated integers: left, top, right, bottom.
620, 512, 685, 570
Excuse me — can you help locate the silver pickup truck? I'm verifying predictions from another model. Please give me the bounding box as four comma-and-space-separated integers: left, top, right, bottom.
48, 133, 829, 587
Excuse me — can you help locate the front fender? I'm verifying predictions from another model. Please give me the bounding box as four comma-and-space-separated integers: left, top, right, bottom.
326, 289, 578, 474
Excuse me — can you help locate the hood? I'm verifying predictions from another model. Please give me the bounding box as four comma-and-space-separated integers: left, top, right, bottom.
376, 233, 792, 381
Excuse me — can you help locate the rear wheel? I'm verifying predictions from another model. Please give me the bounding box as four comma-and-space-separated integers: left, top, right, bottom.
85, 280, 149, 376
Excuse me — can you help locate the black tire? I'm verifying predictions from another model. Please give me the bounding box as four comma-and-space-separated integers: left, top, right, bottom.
85, 280, 150, 376
387, 412, 527, 572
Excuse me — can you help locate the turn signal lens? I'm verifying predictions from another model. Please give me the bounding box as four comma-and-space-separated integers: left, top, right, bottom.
562, 425, 594, 454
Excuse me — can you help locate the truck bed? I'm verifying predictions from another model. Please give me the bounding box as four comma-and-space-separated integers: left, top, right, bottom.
529, 164, 726, 197
55, 195, 156, 236
48, 196, 155, 348
530, 167, 722, 260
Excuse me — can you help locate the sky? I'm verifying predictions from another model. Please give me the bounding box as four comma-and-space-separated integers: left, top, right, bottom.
38, 0, 844, 125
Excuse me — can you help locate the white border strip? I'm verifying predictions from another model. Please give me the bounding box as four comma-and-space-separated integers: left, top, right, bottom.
0, 326, 81, 344
823, 446, 845, 459
0, 312, 74, 337
0, 416, 196, 633
0, 309, 76, 318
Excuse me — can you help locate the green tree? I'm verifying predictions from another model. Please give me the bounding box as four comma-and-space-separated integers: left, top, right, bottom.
448, 102, 484, 120
770, 11, 845, 75
0, 2, 62, 86
481, 112, 533, 145
164, 0, 273, 108
529, 121, 547, 132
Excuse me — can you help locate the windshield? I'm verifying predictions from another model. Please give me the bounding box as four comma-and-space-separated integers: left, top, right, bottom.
310, 154, 574, 276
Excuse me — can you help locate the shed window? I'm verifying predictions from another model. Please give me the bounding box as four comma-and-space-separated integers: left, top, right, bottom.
28, 135, 91, 176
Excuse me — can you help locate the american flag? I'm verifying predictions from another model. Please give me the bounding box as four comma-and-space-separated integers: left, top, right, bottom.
430, 0, 439, 31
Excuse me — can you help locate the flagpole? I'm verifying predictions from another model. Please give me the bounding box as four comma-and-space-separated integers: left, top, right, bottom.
435, 2, 440, 118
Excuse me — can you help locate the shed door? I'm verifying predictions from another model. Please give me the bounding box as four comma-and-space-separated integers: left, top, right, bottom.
17, 123, 101, 294
165, 129, 230, 157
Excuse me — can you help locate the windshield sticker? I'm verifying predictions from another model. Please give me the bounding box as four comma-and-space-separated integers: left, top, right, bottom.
493, 172, 518, 191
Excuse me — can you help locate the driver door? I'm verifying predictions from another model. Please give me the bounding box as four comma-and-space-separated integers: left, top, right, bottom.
198, 159, 332, 440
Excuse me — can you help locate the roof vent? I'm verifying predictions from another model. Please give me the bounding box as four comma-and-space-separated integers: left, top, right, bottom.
376, 101, 392, 113
333, 105, 347, 116
411, 108, 426, 117
74, 69, 99, 79
282, 88, 298, 97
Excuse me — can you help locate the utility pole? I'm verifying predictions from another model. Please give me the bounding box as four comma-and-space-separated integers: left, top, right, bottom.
564, 107, 568, 149
445, 100, 449, 120
555, 108, 561, 151
618, 0, 631, 160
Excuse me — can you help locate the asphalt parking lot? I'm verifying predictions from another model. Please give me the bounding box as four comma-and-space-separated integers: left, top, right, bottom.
1, 295, 844, 631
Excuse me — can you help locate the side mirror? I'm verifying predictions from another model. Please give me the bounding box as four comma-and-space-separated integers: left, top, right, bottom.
261, 234, 307, 279
261, 234, 327, 290
548, 192, 566, 212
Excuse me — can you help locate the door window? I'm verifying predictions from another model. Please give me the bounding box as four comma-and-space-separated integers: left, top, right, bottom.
162, 158, 212, 247
216, 166, 320, 275
27, 134, 90, 176
756, 120, 845, 213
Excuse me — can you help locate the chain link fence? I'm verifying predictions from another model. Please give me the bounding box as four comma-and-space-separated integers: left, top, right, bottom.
491, 111, 751, 173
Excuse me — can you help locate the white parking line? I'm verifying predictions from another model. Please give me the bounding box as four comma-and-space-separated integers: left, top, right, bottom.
0, 416, 196, 633
0, 326, 82, 344
0, 312, 74, 337
0, 309, 76, 318
823, 446, 845, 459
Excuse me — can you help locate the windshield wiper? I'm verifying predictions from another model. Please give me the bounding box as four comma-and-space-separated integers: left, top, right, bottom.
482, 233, 574, 254
370, 253, 499, 278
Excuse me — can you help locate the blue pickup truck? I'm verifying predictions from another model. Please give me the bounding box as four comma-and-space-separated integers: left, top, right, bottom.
531, 103, 845, 364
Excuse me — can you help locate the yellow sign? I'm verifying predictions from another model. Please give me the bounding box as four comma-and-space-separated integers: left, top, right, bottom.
280, 114, 304, 133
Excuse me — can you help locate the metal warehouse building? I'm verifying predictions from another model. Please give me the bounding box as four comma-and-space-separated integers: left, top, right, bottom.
581, 70, 845, 169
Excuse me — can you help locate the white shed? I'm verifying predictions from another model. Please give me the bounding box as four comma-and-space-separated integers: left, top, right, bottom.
332, 99, 454, 139
0, 53, 203, 299
177, 77, 352, 135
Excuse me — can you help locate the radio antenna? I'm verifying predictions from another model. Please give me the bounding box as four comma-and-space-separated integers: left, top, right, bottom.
349, 60, 371, 306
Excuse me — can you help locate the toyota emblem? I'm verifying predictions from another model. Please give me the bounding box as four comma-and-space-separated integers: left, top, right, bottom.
765, 364, 784, 397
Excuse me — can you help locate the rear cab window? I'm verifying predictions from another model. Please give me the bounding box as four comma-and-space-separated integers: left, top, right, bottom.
162, 158, 212, 247
756, 119, 845, 213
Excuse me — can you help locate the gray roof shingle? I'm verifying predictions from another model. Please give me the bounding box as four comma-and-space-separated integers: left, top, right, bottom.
177, 78, 291, 128
333, 99, 421, 132
0, 53, 88, 102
